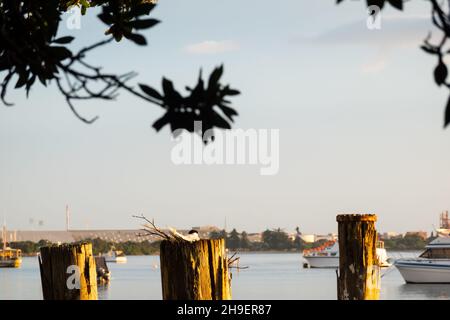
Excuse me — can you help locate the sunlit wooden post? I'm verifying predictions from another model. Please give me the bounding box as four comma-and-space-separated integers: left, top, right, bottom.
159, 239, 231, 300
39, 242, 97, 300
336, 214, 380, 300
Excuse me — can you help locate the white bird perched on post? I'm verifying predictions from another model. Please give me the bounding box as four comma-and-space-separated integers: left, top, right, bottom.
168, 227, 200, 242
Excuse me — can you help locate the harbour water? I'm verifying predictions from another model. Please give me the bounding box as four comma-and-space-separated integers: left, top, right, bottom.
1, 252, 450, 300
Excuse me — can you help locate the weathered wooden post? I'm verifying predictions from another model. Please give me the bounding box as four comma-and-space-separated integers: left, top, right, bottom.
38, 242, 98, 300
159, 238, 231, 300
336, 214, 380, 300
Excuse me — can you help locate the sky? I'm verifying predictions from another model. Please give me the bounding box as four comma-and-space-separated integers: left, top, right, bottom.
1, 0, 450, 234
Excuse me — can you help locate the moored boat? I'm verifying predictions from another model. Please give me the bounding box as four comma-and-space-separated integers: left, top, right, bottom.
303, 240, 391, 268
102, 248, 127, 263
395, 237, 450, 283
0, 224, 22, 268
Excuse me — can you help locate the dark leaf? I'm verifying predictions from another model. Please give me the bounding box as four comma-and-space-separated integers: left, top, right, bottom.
129, 19, 160, 30
223, 86, 240, 96
434, 60, 448, 86
212, 112, 232, 129
15, 72, 28, 89
445, 95, 450, 128
97, 12, 113, 25
139, 84, 163, 100
129, 3, 156, 17
53, 36, 75, 44
162, 78, 176, 97
367, 0, 385, 9
388, 0, 403, 10
152, 113, 170, 131
50, 46, 73, 61
218, 104, 238, 121
208, 65, 224, 90
125, 33, 147, 46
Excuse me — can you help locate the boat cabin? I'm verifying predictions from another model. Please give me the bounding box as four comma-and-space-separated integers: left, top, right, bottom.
419, 237, 450, 259
0, 248, 22, 260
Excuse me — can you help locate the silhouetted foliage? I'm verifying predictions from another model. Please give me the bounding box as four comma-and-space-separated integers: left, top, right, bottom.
338, 0, 450, 128
0, 0, 240, 137
88, 237, 161, 255
337, 0, 403, 10
140, 65, 239, 141
8, 240, 51, 255
226, 228, 241, 250
383, 235, 430, 250
261, 228, 294, 250
240, 231, 251, 249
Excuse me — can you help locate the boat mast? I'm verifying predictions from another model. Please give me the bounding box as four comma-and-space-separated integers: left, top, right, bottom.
2, 220, 6, 251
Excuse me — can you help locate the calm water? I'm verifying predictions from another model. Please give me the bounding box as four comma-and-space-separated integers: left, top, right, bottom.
1, 252, 450, 300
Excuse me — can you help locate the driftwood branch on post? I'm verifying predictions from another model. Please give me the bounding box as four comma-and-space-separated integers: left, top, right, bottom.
38, 242, 98, 300
336, 214, 380, 300
135, 215, 232, 300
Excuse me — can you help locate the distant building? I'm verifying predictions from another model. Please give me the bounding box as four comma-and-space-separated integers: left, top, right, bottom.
405, 231, 428, 240
247, 233, 262, 243
300, 234, 315, 243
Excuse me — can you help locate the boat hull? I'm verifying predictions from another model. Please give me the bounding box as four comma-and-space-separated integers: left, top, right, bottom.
395, 261, 450, 283
303, 256, 339, 268
105, 257, 127, 263
0, 258, 21, 268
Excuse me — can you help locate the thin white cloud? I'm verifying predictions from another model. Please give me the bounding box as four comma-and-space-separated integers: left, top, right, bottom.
293, 16, 432, 74
184, 40, 239, 54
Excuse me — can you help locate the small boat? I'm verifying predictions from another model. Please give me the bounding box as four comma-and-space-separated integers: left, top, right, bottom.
0, 248, 22, 268
302, 240, 391, 268
95, 256, 111, 284
102, 248, 127, 263
0, 224, 22, 268
395, 237, 450, 283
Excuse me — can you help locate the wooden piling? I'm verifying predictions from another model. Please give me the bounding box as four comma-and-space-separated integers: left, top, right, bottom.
336, 214, 380, 300
39, 242, 98, 300
159, 239, 231, 300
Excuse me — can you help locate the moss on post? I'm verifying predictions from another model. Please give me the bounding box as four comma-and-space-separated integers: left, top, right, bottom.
336, 214, 380, 300
159, 239, 231, 300
39, 242, 97, 300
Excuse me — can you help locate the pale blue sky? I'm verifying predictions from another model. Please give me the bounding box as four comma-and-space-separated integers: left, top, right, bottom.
1, 0, 449, 234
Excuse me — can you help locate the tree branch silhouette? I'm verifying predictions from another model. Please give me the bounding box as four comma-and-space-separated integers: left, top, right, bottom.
338, 0, 450, 128
0, 0, 240, 137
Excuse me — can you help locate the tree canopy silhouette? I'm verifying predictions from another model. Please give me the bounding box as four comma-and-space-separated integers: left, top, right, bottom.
3, 0, 450, 133
0, 0, 240, 138
338, 0, 450, 128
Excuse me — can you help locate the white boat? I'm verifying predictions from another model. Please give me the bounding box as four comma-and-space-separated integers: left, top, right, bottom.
303, 240, 391, 268
0, 224, 22, 268
395, 237, 450, 283
102, 248, 127, 263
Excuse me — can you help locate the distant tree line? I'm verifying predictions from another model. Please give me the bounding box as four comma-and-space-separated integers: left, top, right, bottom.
5, 232, 432, 256
383, 234, 434, 251
87, 238, 161, 256
6, 240, 52, 255
209, 228, 307, 251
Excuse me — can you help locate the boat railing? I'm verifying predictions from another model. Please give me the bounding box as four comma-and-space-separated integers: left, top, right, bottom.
302, 240, 337, 256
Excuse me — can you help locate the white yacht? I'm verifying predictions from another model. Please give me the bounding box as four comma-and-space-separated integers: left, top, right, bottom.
102, 248, 127, 263
303, 240, 391, 268
395, 237, 450, 283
